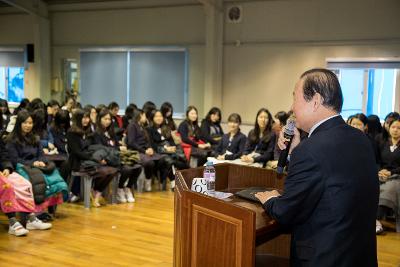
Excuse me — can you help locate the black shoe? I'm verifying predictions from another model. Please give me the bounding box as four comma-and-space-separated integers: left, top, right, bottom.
37, 213, 53, 222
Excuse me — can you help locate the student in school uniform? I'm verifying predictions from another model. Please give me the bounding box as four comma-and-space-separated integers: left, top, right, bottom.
240, 108, 276, 167
200, 107, 224, 148
0, 137, 52, 236
161, 102, 177, 131
6, 110, 68, 220
178, 106, 211, 167
147, 110, 188, 190
209, 113, 246, 164
92, 108, 142, 203
125, 109, 169, 192
67, 109, 117, 207
376, 118, 400, 234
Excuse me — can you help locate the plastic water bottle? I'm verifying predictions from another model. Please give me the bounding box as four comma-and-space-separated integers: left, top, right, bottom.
204, 161, 216, 196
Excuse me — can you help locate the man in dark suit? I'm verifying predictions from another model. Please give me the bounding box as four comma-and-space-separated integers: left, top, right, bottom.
256, 68, 379, 267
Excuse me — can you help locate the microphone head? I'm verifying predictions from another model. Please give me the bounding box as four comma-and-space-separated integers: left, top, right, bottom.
284, 116, 296, 136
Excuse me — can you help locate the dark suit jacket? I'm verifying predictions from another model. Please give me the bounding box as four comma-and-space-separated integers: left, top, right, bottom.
214, 131, 247, 160
264, 116, 379, 267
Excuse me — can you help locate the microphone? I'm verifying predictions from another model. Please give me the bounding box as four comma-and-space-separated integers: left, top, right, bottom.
277, 116, 296, 174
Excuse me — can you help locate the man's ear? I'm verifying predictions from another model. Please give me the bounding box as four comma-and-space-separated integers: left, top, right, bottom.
312, 93, 323, 111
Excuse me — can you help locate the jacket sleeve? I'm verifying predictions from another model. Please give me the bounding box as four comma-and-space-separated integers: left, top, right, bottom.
178, 122, 199, 148
0, 139, 13, 171
67, 132, 92, 161
225, 134, 247, 160
214, 136, 224, 156
126, 124, 146, 153
254, 133, 276, 164
37, 142, 48, 163
200, 120, 218, 145
263, 144, 324, 226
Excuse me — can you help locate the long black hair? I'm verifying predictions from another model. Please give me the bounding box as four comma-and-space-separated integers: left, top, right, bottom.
123, 103, 137, 129
149, 109, 171, 139
52, 110, 71, 134
367, 115, 382, 139
382, 112, 400, 141
161, 102, 176, 131
7, 109, 38, 146
248, 108, 273, 144
96, 108, 116, 140
0, 99, 11, 115
388, 118, 400, 145
205, 107, 222, 124
31, 109, 48, 138
185, 105, 201, 137
13, 98, 30, 115
69, 109, 90, 136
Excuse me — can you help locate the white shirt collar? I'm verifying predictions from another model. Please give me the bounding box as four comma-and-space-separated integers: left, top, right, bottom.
308, 114, 340, 137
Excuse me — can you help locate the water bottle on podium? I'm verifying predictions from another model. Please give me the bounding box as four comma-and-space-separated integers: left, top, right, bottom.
203, 161, 216, 196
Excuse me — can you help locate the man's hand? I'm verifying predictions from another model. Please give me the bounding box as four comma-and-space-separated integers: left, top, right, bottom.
217, 155, 225, 161
277, 127, 301, 155
255, 190, 281, 204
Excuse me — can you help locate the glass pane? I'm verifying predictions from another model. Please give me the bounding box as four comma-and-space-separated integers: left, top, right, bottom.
367, 69, 396, 120
80, 52, 128, 109
7, 67, 24, 103
339, 69, 365, 118
130, 51, 187, 114
0, 67, 5, 99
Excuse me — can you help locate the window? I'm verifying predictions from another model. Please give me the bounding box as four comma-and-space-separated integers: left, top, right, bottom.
80, 48, 188, 115
327, 58, 399, 120
0, 66, 25, 103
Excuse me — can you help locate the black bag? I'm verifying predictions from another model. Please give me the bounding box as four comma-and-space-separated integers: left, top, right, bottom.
35, 161, 56, 175
21, 165, 47, 204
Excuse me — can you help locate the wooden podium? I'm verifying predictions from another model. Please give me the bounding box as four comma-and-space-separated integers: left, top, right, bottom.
174, 164, 291, 267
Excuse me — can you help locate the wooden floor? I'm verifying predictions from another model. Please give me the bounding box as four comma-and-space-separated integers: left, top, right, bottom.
0, 191, 399, 267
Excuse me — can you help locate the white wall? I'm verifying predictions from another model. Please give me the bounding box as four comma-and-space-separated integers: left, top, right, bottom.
222, 0, 400, 122
0, 0, 399, 120
50, 4, 206, 113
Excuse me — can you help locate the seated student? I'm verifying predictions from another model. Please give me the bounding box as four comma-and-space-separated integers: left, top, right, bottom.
0, 98, 11, 136
6, 110, 67, 219
161, 102, 177, 131
241, 108, 276, 167
178, 106, 211, 166
147, 110, 189, 190
376, 118, 400, 234
84, 104, 97, 133
126, 109, 167, 192
142, 101, 157, 125
61, 95, 76, 114
31, 109, 57, 155
200, 107, 224, 148
49, 110, 70, 156
367, 114, 383, 141
272, 111, 290, 136
67, 109, 117, 207
348, 113, 380, 163
209, 113, 246, 163
46, 100, 60, 126
0, 137, 52, 236
28, 98, 46, 112
12, 98, 30, 116
376, 112, 400, 147
122, 103, 137, 130
92, 109, 141, 203
108, 102, 124, 140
